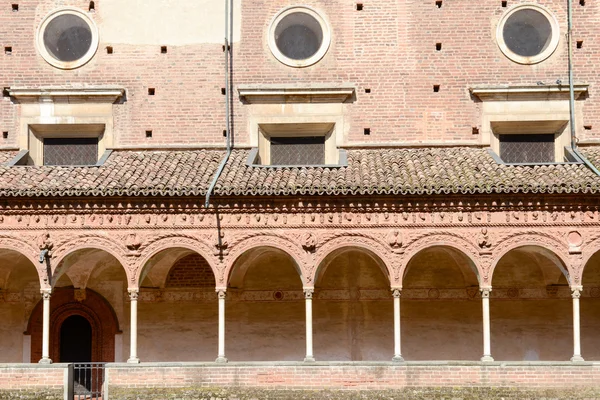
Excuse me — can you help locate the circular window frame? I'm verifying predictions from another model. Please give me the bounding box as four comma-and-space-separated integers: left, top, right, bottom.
268, 6, 331, 68
36, 7, 99, 70
496, 4, 559, 65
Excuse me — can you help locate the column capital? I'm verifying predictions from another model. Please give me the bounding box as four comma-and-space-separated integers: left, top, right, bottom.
217, 289, 227, 299
128, 288, 139, 301
304, 288, 314, 299
392, 288, 401, 298
571, 287, 583, 299
40, 288, 52, 299
480, 287, 492, 298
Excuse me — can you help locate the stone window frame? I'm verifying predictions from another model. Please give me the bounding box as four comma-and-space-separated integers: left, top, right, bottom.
470, 85, 589, 165
257, 122, 338, 166
36, 7, 99, 70
268, 6, 332, 68
7, 87, 125, 166
496, 3, 560, 65
238, 85, 355, 167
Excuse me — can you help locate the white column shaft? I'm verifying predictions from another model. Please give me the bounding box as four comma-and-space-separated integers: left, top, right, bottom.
304, 289, 314, 362
571, 288, 584, 361
392, 289, 403, 361
481, 288, 493, 362
127, 290, 140, 363
40, 291, 51, 363
216, 290, 227, 362
394, 295, 401, 357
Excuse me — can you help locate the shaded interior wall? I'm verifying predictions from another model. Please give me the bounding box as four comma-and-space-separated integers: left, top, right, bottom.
582, 252, 600, 361
491, 248, 571, 361
53, 250, 129, 362
0, 251, 39, 363
227, 250, 305, 361
138, 253, 217, 362
402, 247, 481, 361
138, 296, 217, 361
314, 250, 392, 361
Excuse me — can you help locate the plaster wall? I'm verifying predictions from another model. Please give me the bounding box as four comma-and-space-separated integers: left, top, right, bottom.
138, 298, 217, 362
315, 250, 392, 361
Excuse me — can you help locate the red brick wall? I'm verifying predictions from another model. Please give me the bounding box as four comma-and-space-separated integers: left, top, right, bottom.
166, 254, 216, 288
1, 0, 599, 146
0, 366, 64, 390
107, 363, 600, 390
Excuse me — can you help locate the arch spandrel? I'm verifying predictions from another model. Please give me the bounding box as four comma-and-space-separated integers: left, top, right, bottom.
398, 232, 482, 287
223, 233, 308, 288
312, 234, 395, 287
51, 235, 131, 288
490, 232, 571, 286
135, 235, 218, 290
579, 234, 600, 285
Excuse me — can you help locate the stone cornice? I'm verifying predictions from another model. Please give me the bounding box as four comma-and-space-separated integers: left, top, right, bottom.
469, 84, 589, 101
237, 84, 356, 103
7, 87, 126, 104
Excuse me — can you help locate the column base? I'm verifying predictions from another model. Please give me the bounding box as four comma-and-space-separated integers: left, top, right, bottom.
392, 355, 405, 362
480, 355, 494, 362
127, 357, 140, 364
38, 357, 52, 364
215, 357, 228, 363
571, 355, 585, 362
304, 356, 316, 362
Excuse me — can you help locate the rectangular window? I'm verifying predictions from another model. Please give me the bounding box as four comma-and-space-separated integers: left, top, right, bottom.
270, 136, 325, 165
499, 134, 555, 163
43, 137, 98, 166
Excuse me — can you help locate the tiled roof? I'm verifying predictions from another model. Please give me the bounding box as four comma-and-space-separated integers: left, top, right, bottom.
0, 150, 223, 197
0, 147, 599, 197
215, 148, 600, 196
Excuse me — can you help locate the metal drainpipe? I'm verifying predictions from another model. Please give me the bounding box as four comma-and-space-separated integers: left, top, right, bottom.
205, 0, 233, 208
567, 0, 600, 176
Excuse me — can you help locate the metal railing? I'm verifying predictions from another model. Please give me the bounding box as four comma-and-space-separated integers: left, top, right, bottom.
67, 363, 106, 400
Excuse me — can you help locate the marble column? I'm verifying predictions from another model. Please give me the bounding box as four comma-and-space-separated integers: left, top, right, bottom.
571, 287, 584, 362
127, 289, 140, 363
392, 289, 404, 362
480, 288, 494, 362
216, 289, 228, 362
39, 289, 52, 364
304, 288, 315, 362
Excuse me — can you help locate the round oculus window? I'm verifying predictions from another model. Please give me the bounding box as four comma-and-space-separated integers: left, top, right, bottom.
269, 7, 331, 67
497, 5, 559, 64
37, 8, 99, 69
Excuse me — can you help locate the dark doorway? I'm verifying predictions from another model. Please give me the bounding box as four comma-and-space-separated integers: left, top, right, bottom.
60, 315, 92, 362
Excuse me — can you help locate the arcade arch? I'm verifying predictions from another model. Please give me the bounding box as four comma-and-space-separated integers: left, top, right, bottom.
491, 245, 571, 361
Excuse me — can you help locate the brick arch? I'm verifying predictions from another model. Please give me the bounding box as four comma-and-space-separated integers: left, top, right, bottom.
51, 236, 131, 286
223, 235, 306, 289
399, 233, 482, 288
136, 236, 217, 289
0, 237, 44, 288
490, 233, 571, 286
26, 288, 119, 363
312, 235, 394, 288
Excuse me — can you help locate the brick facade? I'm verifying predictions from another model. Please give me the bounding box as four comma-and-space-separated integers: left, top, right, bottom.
166, 254, 216, 288
2, 1, 600, 146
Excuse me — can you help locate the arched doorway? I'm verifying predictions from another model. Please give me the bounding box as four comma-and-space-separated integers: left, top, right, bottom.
27, 288, 119, 363
60, 315, 92, 363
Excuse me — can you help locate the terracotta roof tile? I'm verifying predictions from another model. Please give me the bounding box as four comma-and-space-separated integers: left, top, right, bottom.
214, 148, 600, 196
0, 147, 599, 197
0, 150, 223, 197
